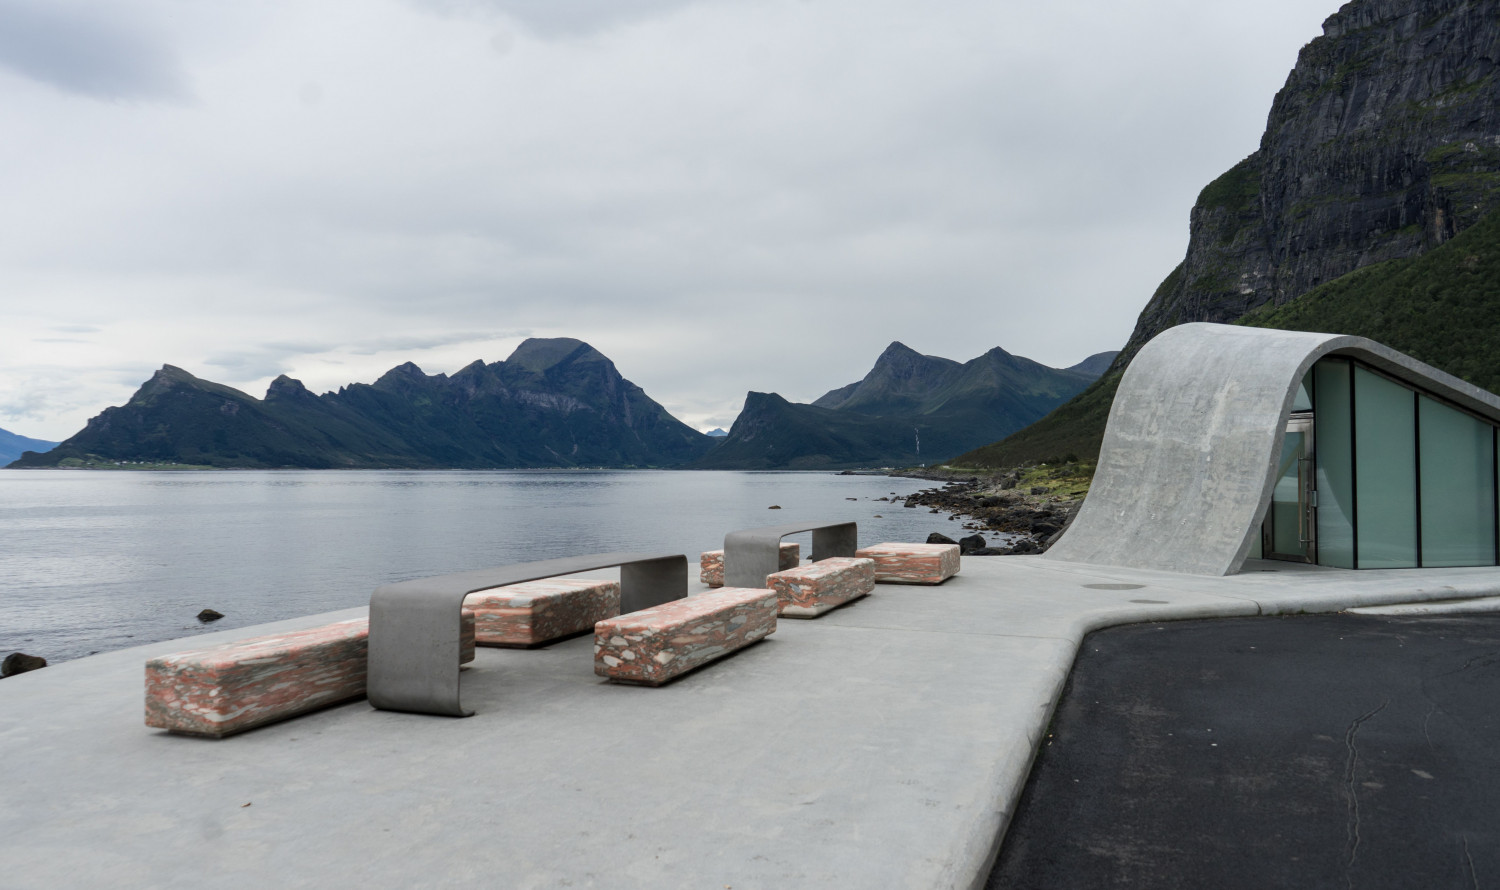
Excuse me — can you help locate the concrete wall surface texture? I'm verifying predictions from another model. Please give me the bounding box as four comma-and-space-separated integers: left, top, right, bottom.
1045, 323, 1500, 576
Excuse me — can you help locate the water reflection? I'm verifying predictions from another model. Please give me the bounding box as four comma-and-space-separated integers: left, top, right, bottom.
0, 470, 975, 664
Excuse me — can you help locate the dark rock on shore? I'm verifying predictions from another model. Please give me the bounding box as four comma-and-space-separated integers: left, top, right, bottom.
927, 533, 958, 546
2, 653, 47, 677
905, 476, 1081, 555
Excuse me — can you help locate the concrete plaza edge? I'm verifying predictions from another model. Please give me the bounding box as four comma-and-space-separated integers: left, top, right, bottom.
4, 557, 1500, 889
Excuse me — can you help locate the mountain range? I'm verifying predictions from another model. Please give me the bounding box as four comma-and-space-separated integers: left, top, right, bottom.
689, 343, 1113, 470
8, 338, 1113, 471
0, 427, 57, 466
9, 339, 713, 469
958, 0, 1500, 468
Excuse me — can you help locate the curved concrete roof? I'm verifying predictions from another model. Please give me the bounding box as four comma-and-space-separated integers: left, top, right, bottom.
1045, 323, 1500, 576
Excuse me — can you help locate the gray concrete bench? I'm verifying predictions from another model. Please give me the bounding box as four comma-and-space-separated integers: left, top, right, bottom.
721, 521, 857, 589
145, 613, 477, 738
369, 552, 687, 717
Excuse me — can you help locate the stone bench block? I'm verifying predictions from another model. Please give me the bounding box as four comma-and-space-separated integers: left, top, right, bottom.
700, 543, 799, 587
855, 542, 961, 585
145, 612, 476, 738
594, 588, 778, 686
768, 557, 876, 618
463, 578, 620, 647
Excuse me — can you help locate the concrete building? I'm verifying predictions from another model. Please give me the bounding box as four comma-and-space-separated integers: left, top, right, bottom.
1047, 323, 1500, 575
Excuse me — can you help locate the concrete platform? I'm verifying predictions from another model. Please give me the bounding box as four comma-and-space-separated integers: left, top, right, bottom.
4, 556, 1500, 888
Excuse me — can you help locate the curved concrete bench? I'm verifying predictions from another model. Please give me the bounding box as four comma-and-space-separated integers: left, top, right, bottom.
369, 552, 688, 717
722, 521, 857, 589
700, 543, 799, 587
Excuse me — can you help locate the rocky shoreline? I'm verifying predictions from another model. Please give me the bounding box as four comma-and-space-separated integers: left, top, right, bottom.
883, 463, 1091, 556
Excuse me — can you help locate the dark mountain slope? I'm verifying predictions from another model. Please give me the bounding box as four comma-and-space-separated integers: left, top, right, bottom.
1238, 207, 1500, 391
693, 343, 1108, 470
0, 426, 57, 466
688, 392, 967, 471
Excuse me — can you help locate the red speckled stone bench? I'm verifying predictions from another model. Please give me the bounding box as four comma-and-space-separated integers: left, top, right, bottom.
854, 542, 961, 585
463, 578, 619, 647
593, 587, 778, 686
767, 556, 875, 618
145, 613, 477, 738
700, 543, 799, 587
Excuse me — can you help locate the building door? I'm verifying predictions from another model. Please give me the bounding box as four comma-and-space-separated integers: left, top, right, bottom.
1264, 415, 1316, 563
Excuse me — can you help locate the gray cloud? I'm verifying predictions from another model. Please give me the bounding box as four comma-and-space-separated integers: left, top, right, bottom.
412, 0, 709, 37
200, 331, 533, 390
0, 1, 189, 101
342, 330, 532, 356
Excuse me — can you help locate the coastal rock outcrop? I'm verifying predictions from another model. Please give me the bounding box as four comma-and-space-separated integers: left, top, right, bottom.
2, 653, 46, 677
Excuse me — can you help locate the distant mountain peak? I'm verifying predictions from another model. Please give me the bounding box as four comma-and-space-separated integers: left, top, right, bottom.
373, 361, 430, 391
265, 375, 313, 400
506, 337, 606, 373
1065, 351, 1120, 378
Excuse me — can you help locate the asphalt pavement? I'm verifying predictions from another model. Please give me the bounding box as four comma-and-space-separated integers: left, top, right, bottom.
990, 613, 1500, 889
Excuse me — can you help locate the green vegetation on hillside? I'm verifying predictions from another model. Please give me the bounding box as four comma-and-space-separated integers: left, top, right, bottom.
946, 372, 1121, 468
1196, 156, 1261, 213
1238, 209, 1500, 392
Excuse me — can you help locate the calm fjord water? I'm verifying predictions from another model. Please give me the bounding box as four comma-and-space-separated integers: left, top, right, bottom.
0, 470, 962, 664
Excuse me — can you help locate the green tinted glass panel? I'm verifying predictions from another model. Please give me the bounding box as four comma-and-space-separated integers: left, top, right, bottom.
1314, 361, 1355, 568
1419, 396, 1496, 566
1354, 367, 1417, 568
1271, 430, 1306, 556
1292, 372, 1313, 412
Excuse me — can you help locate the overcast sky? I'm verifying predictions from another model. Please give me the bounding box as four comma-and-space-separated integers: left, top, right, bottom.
0, 0, 1339, 441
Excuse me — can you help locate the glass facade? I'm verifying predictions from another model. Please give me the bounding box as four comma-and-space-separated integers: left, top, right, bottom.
1418, 395, 1496, 566
1353, 367, 1419, 568
1278, 357, 1500, 569
1313, 361, 1355, 568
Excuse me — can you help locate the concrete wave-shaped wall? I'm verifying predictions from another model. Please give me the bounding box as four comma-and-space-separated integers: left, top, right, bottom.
1045, 323, 1500, 576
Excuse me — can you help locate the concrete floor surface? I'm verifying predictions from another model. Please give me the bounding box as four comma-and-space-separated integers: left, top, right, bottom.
4, 556, 1500, 888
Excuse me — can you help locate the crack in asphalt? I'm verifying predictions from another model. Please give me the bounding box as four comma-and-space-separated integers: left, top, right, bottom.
1343, 699, 1389, 888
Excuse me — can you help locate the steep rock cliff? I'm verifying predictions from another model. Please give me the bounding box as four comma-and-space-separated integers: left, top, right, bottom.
1120, 0, 1500, 364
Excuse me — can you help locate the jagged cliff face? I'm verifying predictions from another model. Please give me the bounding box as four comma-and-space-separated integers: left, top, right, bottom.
1120, 0, 1500, 363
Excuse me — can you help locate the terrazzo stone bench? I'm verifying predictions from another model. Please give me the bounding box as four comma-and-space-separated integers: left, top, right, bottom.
464, 578, 620, 647
369, 552, 688, 717
699, 543, 799, 587
721, 520, 858, 589
855, 542, 961, 584
594, 587, 778, 686
145, 613, 477, 738
767, 556, 876, 618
